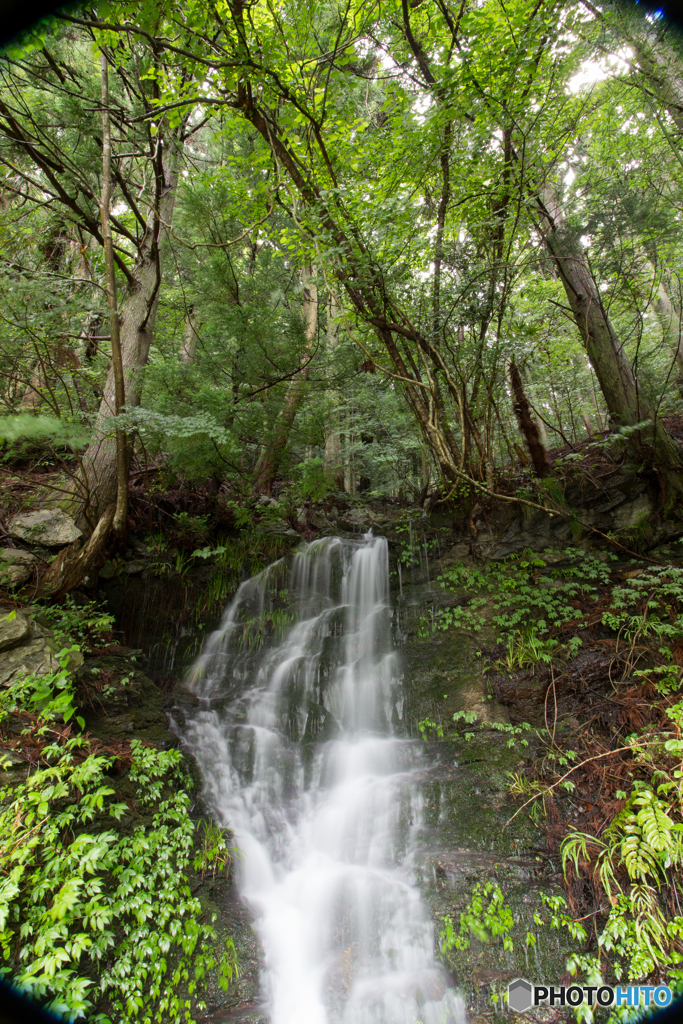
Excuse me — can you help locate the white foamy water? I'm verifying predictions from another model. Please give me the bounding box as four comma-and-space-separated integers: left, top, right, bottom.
182, 533, 465, 1024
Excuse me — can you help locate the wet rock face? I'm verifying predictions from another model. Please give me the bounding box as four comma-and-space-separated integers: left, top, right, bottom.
0, 608, 83, 687
395, 586, 575, 1017
76, 653, 176, 748
9, 509, 82, 547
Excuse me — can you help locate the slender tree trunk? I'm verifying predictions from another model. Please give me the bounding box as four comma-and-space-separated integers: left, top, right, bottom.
99, 53, 127, 538
180, 308, 199, 365
323, 293, 344, 489
509, 361, 551, 476
252, 266, 318, 495
651, 276, 683, 386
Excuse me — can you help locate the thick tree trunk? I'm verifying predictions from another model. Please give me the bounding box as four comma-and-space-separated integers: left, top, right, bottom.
76, 140, 182, 525
537, 190, 647, 427
252, 266, 317, 495
537, 189, 682, 483
38, 504, 115, 598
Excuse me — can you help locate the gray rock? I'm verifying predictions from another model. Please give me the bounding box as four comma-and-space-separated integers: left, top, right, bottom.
9, 509, 82, 547
124, 561, 147, 575
0, 548, 37, 585
0, 610, 83, 686
310, 511, 334, 531
258, 521, 299, 539
336, 507, 375, 532
0, 610, 32, 652
98, 560, 121, 580
0, 636, 62, 687
611, 493, 653, 531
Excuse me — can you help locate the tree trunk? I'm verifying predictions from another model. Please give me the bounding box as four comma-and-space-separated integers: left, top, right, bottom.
180, 309, 199, 365
652, 278, 683, 386
509, 361, 551, 476
323, 294, 344, 490
99, 53, 127, 539
38, 504, 115, 598
537, 188, 682, 482
76, 137, 183, 525
252, 266, 318, 495
537, 189, 647, 427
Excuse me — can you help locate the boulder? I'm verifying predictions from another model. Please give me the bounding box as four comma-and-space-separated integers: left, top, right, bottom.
9, 509, 82, 548
0, 548, 37, 585
124, 561, 147, 575
0, 610, 32, 652
336, 507, 375, 532
0, 609, 83, 687
99, 559, 123, 580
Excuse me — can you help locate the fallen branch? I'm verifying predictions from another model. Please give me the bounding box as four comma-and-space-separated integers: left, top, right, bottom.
503, 739, 662, 829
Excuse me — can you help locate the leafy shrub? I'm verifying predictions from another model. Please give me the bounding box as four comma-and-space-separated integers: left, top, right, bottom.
0, 613, 238, 1023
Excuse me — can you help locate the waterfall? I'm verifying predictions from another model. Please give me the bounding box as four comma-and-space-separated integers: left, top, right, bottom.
182, 533, 465, 1024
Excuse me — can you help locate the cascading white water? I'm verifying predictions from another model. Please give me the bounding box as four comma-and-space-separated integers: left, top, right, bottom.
182, 534, 465, 1024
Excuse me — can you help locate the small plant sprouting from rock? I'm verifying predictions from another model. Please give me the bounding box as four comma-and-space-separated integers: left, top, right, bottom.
193, 819, 241, 881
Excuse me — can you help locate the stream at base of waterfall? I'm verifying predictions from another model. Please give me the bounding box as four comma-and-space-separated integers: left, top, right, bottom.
181, 533, 466, 1024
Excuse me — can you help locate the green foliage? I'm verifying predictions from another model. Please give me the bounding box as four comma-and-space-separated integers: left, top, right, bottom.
0, 740, 238, 1022
601, 566, 683, 646
0, 612, 239, 1022
417, 717, 443, 740
0, 415, 89, 450
192, 820, 239, 881
289, 457, 335, 502
439, 882, 514, 954
435, 548, 611, 642
561, 773, 683, 986
37, 599, 116, 652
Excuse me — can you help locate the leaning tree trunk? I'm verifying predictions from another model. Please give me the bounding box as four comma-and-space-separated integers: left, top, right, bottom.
537, 188, 682, 483
537, 190, 647, 427
75, 138, 183, 526
253, 266, 318, 496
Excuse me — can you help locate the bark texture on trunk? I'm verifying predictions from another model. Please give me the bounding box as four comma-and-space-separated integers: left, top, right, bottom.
537, 190, 648, 427
99, 53, 128, 539
323, 294, 344, 490
77, 140, 182, 524
538, 189, 682, 484
180, 309, 199, 365
252, 266, 318, 495
38, 504, 116, 598
652, 278, 683, 384
509, 361, 551, 476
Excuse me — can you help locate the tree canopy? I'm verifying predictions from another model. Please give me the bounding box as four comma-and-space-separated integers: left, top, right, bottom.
1, 0, 683, 513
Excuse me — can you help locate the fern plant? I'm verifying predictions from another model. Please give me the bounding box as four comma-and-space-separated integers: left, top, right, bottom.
561, 780, 683, 985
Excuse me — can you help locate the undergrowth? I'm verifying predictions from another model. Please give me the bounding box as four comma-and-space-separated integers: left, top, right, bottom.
0, 610, 238, 1022
427, 548, 683, 1019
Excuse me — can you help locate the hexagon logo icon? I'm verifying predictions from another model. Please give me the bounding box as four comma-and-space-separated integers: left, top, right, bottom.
508, 978, 533, 1013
